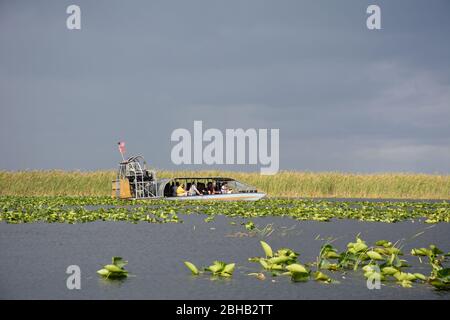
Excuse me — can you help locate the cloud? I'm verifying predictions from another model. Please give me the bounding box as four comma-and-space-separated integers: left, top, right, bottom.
354, 143, 450, 173
356, 143, 450, 161
0, 0, 449, 173
365, 61, 450, 131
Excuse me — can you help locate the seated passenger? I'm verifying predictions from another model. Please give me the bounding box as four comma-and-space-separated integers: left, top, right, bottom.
207, 182, 219, 195
197, 182, 207, 194
176, 183, 187, 197
221, 182, 232, 194
171, 182, 178, 197
213, 182, 221, 193
188, 183, 202, 196
206, 182, 213, 194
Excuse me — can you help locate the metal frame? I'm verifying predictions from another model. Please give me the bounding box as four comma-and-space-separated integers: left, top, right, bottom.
117, 155, 159, 199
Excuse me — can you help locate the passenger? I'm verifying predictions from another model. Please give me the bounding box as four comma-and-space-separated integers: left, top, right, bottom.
171, 182, 178, 197
221, 182, 232, 194
207, 182, 215, 195
176, 183, 187, 197
197, 182, 207, 195
208, 182, 220, 194
144, 170, 153, 181
188, 183, 202, 196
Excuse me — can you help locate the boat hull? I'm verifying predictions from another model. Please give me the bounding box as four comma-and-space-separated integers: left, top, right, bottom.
166, 192, 266, 201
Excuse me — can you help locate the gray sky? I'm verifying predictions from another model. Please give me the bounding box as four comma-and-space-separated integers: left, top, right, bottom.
1, 0, 449, 173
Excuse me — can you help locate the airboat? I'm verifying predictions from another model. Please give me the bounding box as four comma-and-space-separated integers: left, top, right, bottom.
111, 156, 266, 201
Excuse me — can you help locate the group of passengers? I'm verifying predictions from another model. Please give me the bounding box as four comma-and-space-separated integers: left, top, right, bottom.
172, 181, 232, 197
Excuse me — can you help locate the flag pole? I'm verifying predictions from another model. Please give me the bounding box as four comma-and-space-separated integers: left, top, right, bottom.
118, 142, 125, 161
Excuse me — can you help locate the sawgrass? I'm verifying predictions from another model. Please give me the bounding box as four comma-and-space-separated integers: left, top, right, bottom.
0, 170, 449, 199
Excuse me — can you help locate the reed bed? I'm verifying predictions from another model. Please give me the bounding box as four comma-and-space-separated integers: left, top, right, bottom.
0, 170, 449, 199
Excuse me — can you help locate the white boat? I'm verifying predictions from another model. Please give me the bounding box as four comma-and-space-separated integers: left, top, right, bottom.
165, 192, 266, 201
111, 156, 266, 201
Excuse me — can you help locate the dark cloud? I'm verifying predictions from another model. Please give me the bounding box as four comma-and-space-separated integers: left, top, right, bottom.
1, 0, 449, 173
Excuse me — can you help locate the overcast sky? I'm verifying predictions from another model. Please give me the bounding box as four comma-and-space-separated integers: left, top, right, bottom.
1, 0, 449, 173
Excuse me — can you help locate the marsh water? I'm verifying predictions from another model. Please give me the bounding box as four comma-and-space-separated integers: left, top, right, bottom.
1, 213, 449, 300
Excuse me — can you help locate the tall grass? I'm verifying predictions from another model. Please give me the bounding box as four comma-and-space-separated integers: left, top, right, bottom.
0, 170, 449, 199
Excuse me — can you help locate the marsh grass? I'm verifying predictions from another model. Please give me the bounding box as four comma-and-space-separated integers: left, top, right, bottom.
0, 170, 449, 199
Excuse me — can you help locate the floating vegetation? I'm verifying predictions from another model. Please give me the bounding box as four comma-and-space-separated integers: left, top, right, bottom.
185, 239, 449, 291
285, 263, 310, 282
411, 245, 450, 290
317, 244, 341, 271
243, 220, 255, 231
183, 260, 235, 278
249, 241, 299, 274
1, 196, 449, 224
226, 223, 275, 238
206, 261, 236, 278
183, 261, 200, 275
97, 257, 129, 279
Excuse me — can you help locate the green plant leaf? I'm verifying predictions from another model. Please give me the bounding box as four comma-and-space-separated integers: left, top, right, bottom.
400, 279, 413, 288
259, 259, 269, 270
325, 251, 340, 259
367, 251, 384, 261
184, 261, 199, 275
291, 272, 309, 282
208, 261, 226, 273
436, 268, 450, 282
106, 271, 128, 279
382, 267, 398, 275
260, 241, 273, 258
314, 271, 331, 282
375, 240, 392, 247
430, 245, 443, 255
351, 242, 368, 253
268, 256, 291, 265
97, 268, 110, 276
104, 264, 124, 273
244, 221, 255, 230
430, 279, 450, 290
112, 256, 128, 268
270, 264, 284, 271
413, 273, 427, 281
362, 264, 377, 273
223, 263, 235, 275
411, 248, 428, 256
286, 263, 308, 274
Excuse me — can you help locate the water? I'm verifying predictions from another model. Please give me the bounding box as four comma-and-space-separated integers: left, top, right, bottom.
0, 215, 449, 299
